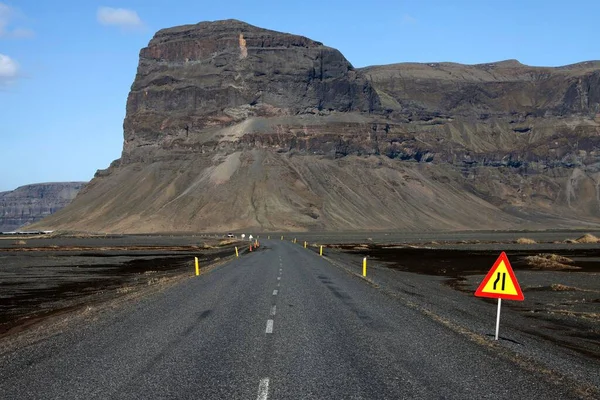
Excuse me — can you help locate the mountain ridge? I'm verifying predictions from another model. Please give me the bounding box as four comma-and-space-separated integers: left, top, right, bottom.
0, 182, 85, 232
28, 20, 600, 233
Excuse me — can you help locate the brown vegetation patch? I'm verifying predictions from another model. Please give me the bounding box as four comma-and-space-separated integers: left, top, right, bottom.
525, 254, 581, 270
549, 309, 600, 321
116, 286, 134, 294
0, 245, 214, 253
575, 234, 600, 243
516, 237, 536, 244
551, 284, 578, 291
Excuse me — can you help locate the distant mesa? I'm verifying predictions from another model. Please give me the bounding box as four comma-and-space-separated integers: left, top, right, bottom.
0, 182, 85, 232
26, 19, 600, 233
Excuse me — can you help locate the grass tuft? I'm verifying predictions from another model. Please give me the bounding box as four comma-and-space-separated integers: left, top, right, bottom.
575, 233, 599, 243
516, 237, 536, 244
525, 253, 580, 270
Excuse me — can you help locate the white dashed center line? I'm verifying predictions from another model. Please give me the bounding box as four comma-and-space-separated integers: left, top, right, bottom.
256, 378, 270, 400
277, 276, 281, 280
270, 305, 276, 316
273, 290, 278, 295
266, 319, 274, 333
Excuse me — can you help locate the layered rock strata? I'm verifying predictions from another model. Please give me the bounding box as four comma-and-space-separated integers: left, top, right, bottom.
30, 20, 600, 232
0, 182, 85, 231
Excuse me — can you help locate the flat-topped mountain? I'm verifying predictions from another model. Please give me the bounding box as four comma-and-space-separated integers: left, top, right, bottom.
362, 59, 599, 118
30, 20, 600, 233
0, 182, 85, 231
122, 19, 379, 164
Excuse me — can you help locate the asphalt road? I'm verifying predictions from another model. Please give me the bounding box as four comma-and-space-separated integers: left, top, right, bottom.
0, 240, 580, 399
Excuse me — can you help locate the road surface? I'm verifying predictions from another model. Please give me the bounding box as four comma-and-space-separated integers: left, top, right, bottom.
0, 240, 579, 399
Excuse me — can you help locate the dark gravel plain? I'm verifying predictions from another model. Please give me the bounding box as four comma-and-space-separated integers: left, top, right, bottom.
0, 234, 244, 337
0, 230, 598, 396
0, 239, 594, 399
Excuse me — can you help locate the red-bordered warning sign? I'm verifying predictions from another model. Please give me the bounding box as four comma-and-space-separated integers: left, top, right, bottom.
475, 252, 524, 301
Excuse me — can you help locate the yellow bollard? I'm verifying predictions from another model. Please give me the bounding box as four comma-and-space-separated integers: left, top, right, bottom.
304, 241, 307, 249
320, 245, 323, 256
281, 235, 284, 240
268, 235, 270, 239
363, 257, 367, 277
235, 247, 239, 257
195, 257, 200, 276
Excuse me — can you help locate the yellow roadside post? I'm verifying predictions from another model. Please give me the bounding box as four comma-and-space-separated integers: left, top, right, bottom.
363, 257, 367, 277
281, 235, 284, 240
304, 241, 307, 248
195, 257, 200, 276
320, 245, 323, 256
294, 238, 297, 244
235, 247, 239, 257
268, 235, 271, 239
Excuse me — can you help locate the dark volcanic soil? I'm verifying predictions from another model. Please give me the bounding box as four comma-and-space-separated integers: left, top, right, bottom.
324, 244, 600, 357
314, 239, 600, 360
332, 245, 600, 276
300, 235, 600, 395
0, 235, 245, 337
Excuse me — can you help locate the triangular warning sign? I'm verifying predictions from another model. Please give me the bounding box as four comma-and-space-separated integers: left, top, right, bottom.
475, 252, 524, 301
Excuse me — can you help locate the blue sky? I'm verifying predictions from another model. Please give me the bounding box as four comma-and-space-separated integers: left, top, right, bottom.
1, 0, 598, 191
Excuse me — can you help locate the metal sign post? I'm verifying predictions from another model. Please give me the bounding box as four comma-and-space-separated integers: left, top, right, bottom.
475, 252, 524, 341
495, 299, 502, 341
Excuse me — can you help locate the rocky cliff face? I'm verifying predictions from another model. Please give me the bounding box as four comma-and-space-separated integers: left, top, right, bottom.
0, 183, 85, 231
30, 20, 600, 233
122, 19, 379, 164
361, 60, 600, 164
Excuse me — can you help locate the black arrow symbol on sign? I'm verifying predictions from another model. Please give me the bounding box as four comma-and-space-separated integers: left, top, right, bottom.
493, 272, 506, 291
